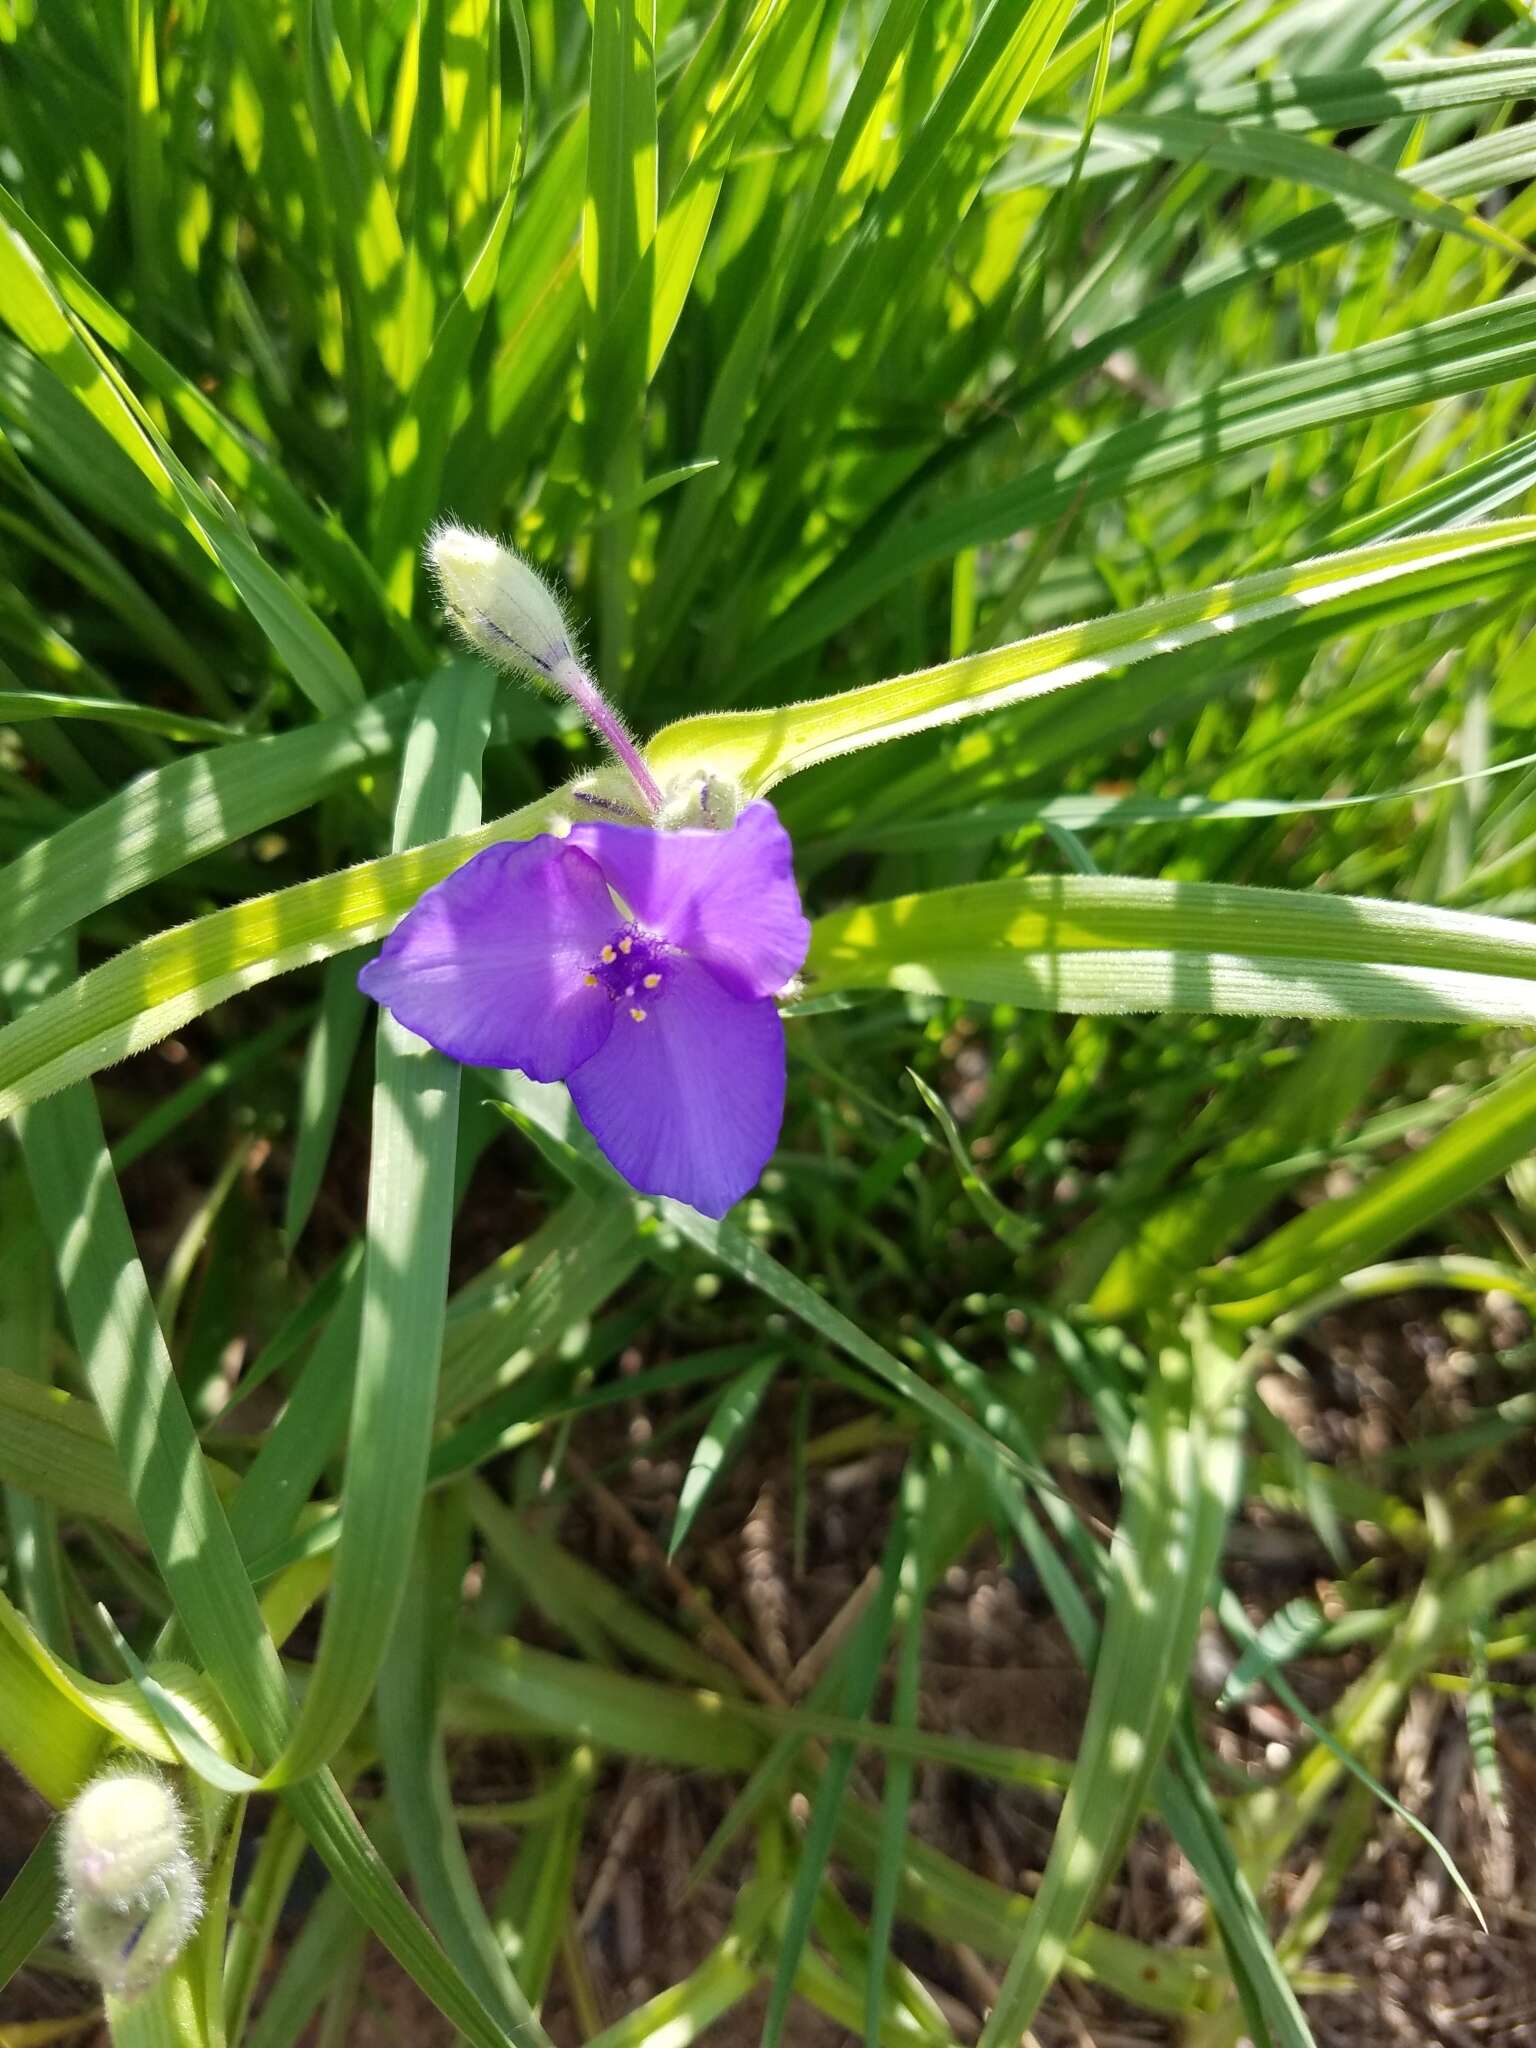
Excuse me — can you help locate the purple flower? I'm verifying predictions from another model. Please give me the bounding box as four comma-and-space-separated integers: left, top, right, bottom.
358, 803, 810, 1217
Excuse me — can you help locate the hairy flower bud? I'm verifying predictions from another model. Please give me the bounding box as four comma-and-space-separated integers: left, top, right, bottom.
657, 771, 743, 832
61, 1767, 203, 2002
427, 521, 578, 685
424, 521, 665, 816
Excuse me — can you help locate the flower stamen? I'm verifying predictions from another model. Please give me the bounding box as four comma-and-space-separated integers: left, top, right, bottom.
588, 926, 670, 1007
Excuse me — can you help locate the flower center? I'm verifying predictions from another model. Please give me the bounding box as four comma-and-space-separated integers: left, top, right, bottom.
583, 925, 670, 1023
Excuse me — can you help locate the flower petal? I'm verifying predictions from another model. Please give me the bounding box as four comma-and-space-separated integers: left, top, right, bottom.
358, 837, 615, 1080
568, 802, 809, 999
566, 956, 786, 1215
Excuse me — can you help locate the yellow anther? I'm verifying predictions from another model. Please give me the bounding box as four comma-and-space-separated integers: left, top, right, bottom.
629, 1007, 647, 1023
643, 972, 661, 989
618, 936, 633, 953
582, 973, 598, 986
600, 944, 616, 963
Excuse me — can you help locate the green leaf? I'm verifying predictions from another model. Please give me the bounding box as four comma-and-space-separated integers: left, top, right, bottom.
283, 952, 370, 1249
1465, 1620, 1506, 1823
865, 1453, 939, 2048
454, 1638, 763, 1771
301, 0, 415, 413
1212, 1048, 1536, 1324
668, 1354, 782, 1558
1174, 52, 1536, 130
583, 1932, 759, 2048
647, 522, 1536, 795
1218, 1599, 1328, 1709
0, 212, 364, 715
0, 186, 413, 660
826, 750, 1536, 856
762, 1504, 907, 2048
908, 1072, 1036, 1254
0, 1162, 69, 1651
0, 680, 417, 964
746, 301, 1536, 677
13, 969, 296, 1766
278, 1768, 532, 2048
808, 873, 1536, 1027
0, 1365, 168, 1535
376, 1496, 549, 2041
0, 690, 235, 742
1027, 106, 1534, 268
655, 1198, 1038, 1491
0, 1587, 114, 1800
370, 165, 522, 610
239, 1879, 360, 2048
1218, 1591, 1487, 1932
977, 1318, 1247, 2042
0, 1829, 60, 1998
490, 1761, 591, 2011
263, 668, 493, 1784
0, 783, 562, 1121
582, 0, 658, 683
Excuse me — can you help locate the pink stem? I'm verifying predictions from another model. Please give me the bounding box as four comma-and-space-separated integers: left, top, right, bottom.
550, 655, 663, 817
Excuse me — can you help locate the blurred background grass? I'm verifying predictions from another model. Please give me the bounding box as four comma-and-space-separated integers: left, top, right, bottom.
4, 0, 1536, 2043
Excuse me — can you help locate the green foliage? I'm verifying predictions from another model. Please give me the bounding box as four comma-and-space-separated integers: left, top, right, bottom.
3, 1, 1536, 2044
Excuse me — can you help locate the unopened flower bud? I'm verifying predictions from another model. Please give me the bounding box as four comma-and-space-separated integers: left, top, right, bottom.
657, 771, 743, 832
424, 521, 665, 817
61, 1767, 203, 2002
427, 521, 578, 685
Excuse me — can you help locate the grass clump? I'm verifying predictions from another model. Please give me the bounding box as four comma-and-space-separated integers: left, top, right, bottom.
2, 2, 1536, 2044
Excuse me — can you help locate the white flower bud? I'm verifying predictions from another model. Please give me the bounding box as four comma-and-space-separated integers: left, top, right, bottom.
424, 521, 667, 817
657, 771, 743, 832
426, 521, 578, 684
62, 1772, 184, 1908
61, 1767, 203, 2002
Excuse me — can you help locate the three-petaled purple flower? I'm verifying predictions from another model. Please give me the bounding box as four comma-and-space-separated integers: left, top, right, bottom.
359, 803, 810, 1217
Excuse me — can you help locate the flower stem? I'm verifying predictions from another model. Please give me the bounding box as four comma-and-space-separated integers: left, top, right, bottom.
550, 655, 664, 816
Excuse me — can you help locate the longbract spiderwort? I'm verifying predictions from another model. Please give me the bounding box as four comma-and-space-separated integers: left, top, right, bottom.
358, 527, 811, 1217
